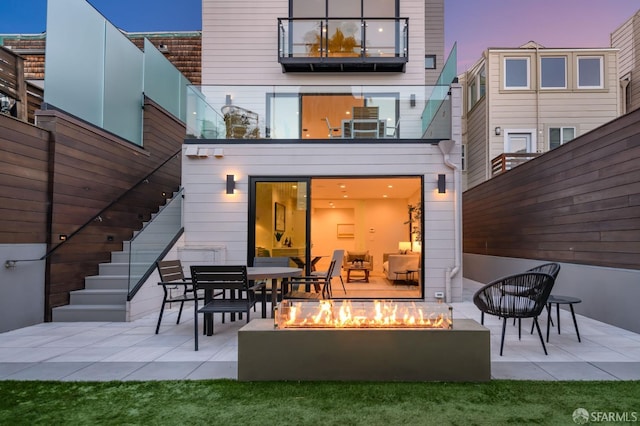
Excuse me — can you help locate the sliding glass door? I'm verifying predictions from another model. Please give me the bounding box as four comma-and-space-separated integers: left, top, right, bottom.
249, 178, 310, 271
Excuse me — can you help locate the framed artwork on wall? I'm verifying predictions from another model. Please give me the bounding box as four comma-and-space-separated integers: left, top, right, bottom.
337, 223, 355, 238
275, 202, 286, 232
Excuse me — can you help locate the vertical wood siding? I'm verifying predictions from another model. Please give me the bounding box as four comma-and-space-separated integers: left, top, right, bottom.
10, 99, 185, 318
463, 107, 640, 270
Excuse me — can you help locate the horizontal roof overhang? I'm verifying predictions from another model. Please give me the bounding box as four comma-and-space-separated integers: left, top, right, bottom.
279, 57, 407, 73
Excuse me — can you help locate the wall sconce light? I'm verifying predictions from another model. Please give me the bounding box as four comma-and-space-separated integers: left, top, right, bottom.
225, 94, 232, 106
226, 174, 235, 194
410, 94, 416, 107
495, 126, 501, 136
437, 174, 446, 193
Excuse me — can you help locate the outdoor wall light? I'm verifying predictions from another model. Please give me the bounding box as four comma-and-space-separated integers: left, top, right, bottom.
495, 126, 501, 136
226, 174, 236, 194
225, 94, 232, 106
410, 94, 416, 107
437, 174, 446, 193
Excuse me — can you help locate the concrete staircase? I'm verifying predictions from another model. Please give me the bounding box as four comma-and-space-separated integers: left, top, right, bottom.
51, 194, 182, 322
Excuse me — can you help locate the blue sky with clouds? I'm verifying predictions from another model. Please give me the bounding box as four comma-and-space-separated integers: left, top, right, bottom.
1, 0, 638, 73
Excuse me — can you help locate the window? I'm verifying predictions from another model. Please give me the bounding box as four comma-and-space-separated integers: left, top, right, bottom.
468, 79, 477, 110
541, 57, 566, 89
577, 56, 603, 88
467, 65, 485, 111
292, 0, 397, 18
504, 57, 530, 89
549, 127, 575, 149
424, 55, 436, 69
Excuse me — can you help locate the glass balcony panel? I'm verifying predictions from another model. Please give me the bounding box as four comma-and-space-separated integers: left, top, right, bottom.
278, 18, 408, 71
186, 84, 452, 141
326, 20, 362, 57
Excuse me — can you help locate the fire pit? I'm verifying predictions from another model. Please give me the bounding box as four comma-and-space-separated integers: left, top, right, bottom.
238, 300, 490, 382
275, 300, 453, 329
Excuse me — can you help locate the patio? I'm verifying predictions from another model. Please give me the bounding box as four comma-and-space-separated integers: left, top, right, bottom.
0, 279, 639, 381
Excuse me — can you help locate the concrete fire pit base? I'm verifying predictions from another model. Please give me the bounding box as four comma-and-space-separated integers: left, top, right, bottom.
238, 319, 490, 382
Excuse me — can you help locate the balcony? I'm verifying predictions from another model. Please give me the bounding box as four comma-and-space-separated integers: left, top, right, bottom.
277, 18, 408, 73
491, 153, 542, 176
186, 84, 452, 142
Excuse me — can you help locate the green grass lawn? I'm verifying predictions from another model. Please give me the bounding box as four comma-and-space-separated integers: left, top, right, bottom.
1, 380, 638, 425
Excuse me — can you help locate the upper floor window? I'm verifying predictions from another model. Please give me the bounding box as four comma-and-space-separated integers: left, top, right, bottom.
549, 127, 575, 149
292, 0, 397, 18
467, 65, 486, 111
540, 57, 566, 89
425, 55, 436, 69
504, 57, 530, 89
577, 56, 603, 89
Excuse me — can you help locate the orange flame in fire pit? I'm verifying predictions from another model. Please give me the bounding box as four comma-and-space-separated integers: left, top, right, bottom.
275, 300, 452, 329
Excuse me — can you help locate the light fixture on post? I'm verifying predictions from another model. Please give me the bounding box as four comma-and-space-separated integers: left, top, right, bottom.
226, 174, 235, 194
437, 174, 446, 193
495, 126, 501, 136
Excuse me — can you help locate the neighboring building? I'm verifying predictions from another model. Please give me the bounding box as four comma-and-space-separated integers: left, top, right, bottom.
611, 8, 640, 115
0, 31, 202, 87
460, 41, 620, 190
180, 0, 465, 302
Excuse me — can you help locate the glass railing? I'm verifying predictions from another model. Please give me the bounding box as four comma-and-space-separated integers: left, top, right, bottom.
186, 84, 452, 141
423, 43, 457, 139
127, 187, 184, 299
278, 17, 408, 60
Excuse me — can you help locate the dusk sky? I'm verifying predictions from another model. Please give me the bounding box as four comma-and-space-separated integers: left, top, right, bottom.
1, 0, 638, 73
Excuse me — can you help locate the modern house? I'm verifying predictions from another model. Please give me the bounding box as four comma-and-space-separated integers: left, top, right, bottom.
611, 8, 640, 115
0, 0, 463, 332
179, 0, 464, 304
459, 41, 621, 190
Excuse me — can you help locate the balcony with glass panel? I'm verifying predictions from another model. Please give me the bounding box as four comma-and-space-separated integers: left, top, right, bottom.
277, 18, 408, 72
186, 84, 452, 142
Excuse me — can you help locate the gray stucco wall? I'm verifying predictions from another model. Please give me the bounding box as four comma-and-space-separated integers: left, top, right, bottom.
0, 244, 46, 332
464, 253, 640, 334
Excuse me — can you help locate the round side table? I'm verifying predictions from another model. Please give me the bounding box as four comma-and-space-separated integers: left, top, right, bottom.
546, 295, 582, 343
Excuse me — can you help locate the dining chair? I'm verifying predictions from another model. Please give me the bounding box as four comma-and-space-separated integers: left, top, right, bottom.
191, 265, 266, 350
311, 250, 346, 294
473, 272, 556, 356
324, 117, 341, 138
284, 259, 336, 300
155, 259, 210, 334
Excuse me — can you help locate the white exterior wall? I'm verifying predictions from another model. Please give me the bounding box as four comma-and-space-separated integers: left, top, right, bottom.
487, 49, 619, 162
202, 0, 428, 85
181, 143, 462, 302
462, 47, 621, 188
611, 10, 640, 113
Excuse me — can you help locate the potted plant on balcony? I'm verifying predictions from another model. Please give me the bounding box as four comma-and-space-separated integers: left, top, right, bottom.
305, 27, 358, 57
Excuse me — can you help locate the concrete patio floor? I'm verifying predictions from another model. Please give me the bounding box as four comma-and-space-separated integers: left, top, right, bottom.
1, 279, 639, 381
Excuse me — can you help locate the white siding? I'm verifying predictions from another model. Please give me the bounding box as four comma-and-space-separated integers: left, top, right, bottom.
181, 143, 463, 302
202, 0, 428, 85
612, 10, 640, 112
424, 0, 444, 85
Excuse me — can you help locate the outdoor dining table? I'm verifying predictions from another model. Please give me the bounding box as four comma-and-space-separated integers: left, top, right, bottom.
201, 266, 302, 336
247, 266, 302, 318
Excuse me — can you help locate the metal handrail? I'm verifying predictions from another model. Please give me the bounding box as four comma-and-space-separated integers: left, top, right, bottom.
4, 148, 182, 268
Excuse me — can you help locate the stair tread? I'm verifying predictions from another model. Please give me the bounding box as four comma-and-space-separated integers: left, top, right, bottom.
53, 304, 125, 311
